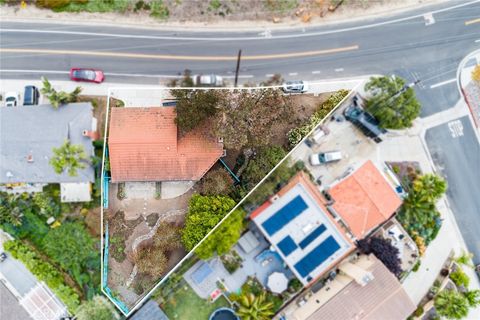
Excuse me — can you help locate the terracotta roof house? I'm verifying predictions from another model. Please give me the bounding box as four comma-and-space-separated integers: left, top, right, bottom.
108, 107, 223, 183
250, 171, 355, 286
328, 160, 402, 240
288, 254, 415, 320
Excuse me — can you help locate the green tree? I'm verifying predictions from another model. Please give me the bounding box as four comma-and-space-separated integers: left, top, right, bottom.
195, 209, 245, 259
172, 89, 223, 134
181, 195, 236, 251
464, 290, 480, 307
412, 173, 447, 203
41, 77, 82, 109
364, 76, 421, 129
75, 296, 118, 320
201, 168, 233, 196
243, 146, 287, 188
42, 222, 98, 287
434, 290, 470, 320
50, 140, 87, 176
236, 292, 275, 320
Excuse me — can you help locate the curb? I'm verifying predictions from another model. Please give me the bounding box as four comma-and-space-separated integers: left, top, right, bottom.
456, 49, 480, 129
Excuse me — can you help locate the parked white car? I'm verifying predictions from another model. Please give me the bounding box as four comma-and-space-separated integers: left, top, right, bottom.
282, 80, 309, 93
5, 92, 20, 107
192, 74, 224, 87
309, 151, 342, 165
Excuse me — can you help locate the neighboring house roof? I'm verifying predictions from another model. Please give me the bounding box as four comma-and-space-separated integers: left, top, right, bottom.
108, 107, 223, 182
251, 171, 354, 286
328, 160, 402, 240
0, 103, 95, 184
304, 255, 415, 320
130, 300, 169, 320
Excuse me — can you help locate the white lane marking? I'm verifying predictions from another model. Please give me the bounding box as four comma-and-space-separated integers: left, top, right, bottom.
475, 39, 480, 43
1, 0, 477, 41
430, 78, 456, 89
424, 13, 435, 26
335, 68, 344, 72
265, 73, 275, 77
0, 69, 254, 79
312, 70, 321, 74
448, 120, 464, 138
288, 72, 298, 76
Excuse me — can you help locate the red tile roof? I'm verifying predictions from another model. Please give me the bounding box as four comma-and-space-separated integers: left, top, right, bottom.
329, 160, 402, 240
108, 107, 223, 182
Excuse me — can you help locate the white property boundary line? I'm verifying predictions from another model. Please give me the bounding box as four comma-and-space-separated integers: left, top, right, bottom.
100, 81, 362, 316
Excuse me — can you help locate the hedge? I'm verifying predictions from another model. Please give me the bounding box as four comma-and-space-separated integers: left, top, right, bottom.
287, 89, 349, 146
3, 240, 80, 312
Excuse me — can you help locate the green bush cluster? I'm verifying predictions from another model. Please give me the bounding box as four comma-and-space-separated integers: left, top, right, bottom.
3, 240, 80, 312
450, 269, 470, 288
287, 89, 349, 146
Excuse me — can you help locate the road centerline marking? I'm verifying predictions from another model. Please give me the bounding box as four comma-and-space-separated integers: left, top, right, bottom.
0, 45, 359, 61
465, 17, 480, 25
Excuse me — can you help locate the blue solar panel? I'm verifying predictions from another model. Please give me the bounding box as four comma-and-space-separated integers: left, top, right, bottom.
262, 195, 308, 236
192, 262, 213, 284
294, 236, 341, 278
299, 224, 327, 249
277, 236, 298, 257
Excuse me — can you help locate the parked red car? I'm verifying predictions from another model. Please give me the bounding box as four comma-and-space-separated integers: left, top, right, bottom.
69, 68, 105, 83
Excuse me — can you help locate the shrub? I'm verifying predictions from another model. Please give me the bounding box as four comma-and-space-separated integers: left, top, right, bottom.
36, 0, 71, 9
287, 90, 349, 146
472, 64, 480, 83
413, 306, 424, 317
412, 260, 421, 272
150, 0, 169, 19
3, 240, 80, 312
434, 289, 469, 320
201, 169, 233, 196
450, 269, 470, 288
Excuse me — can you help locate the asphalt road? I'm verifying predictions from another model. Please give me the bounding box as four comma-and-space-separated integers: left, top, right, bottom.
426, 116, 480, 264
0, 0, 479, 269
0, 283, 31, 320
1, 1, 479, 116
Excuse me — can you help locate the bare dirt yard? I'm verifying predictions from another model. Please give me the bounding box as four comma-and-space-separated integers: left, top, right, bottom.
105, 183, 192, 307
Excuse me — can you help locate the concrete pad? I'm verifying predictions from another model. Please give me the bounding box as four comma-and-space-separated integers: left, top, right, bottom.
125, 182, 156, 199
161, 181, 194, 199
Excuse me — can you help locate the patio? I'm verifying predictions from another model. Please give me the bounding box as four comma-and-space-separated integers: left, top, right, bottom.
184, 223, 295, 299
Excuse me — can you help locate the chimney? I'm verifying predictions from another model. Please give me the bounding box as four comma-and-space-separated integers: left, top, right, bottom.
83, 130, 99, 141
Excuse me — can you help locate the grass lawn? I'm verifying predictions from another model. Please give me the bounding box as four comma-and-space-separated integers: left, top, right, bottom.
162, 284, 231, 320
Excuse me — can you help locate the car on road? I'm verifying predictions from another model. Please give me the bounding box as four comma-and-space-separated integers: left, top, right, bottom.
70, 68, 105, 83
4, 92, 20, 107
23, 85, 39, 106
282, 80, 308, 93
0, 252, 7, 262
192, 74, 224, 87
309, 151, 342, 165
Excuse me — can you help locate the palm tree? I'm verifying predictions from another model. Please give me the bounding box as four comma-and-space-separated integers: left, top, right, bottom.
50, 140, 87, 176
412, 173, 447, 203
41, 77, 82, 109
434, 289, 469, 320
236, 292, 274, 320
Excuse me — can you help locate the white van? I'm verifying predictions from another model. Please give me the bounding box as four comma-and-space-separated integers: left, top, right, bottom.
309, 151, 342, 166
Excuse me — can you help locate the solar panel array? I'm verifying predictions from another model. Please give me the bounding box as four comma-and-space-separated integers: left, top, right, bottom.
294, 236, 341, 278
277, 236, 298, 256
261, 195, 308, 236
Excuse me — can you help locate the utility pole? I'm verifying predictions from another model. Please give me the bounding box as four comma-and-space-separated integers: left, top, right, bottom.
234, 49, 242, 87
